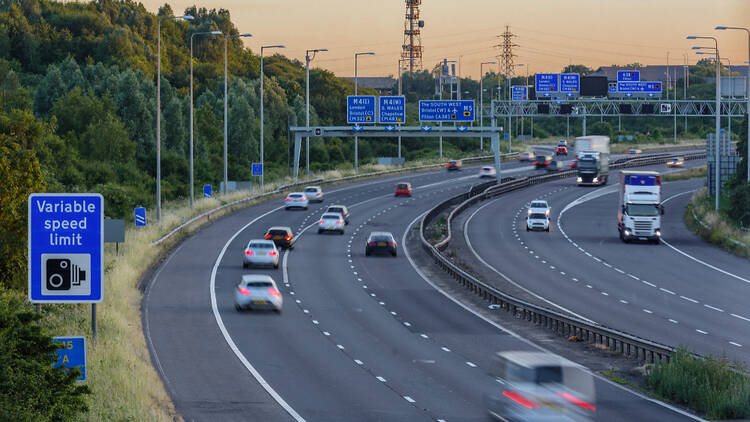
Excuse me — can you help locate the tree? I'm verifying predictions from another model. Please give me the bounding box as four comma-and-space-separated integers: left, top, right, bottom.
562, 64, 593, 76
0, 289, 90, 421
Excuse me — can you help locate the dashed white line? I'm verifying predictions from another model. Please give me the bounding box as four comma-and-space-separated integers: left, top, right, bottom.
323, 331, 331, 336
696, 329, 708, 335
376, 376, 387, 382
729, 341, 743, 347
601, 292, 609, 296
703, 304, 723, 311
441, 347, 451, 352
731, 313, 750, 323
641, 280, 657, 287
403, 322, 412, 327
619, 299, 629, 304
643, 309, 653, 314
354, 359, 363, 365
659, 288, 675, 295
420, 334, 429, 339
466, 362, 477, 368
668, 319, 679, 324
403, 396, 416, 403
337, 344, 345, 350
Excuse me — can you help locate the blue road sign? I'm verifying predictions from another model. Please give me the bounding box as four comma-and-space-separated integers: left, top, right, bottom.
134, 207, 146, 227
608, 82, 618, 93
28, 193, 103, 303
379, 96, 406, 124
347, 96, 376, 124
617, 81, 662, 93
511, 85, 528, 101
560, 74, 580, 92
203, 184, 212, 198
419, 100, 474, 122
504, 133, 510, 140
53, 336, 86, 382
251, 163, 263, 177
617, 70, 640, 82
535, 73, 559, 95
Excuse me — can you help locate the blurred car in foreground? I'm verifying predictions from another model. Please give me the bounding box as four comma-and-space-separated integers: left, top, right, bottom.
325, 205, 350, 224
446, 160, 463, 171
518, 151, 534, 162
365, 232, 397, 257
304, 186, 324, 202
318, 213, 345, 234
485, 351, 596, 422
395, 182, 412, 197
234, 275, 283, 312
242, 239, 279, 269
264, 226, 295, 250
479, 166, 497, 178
285, 192, 309, 210
666, 156, 684, 167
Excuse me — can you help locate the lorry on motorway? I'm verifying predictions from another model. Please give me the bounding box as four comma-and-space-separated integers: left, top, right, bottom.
574, 136, 610, 186
618, 170, 664, 244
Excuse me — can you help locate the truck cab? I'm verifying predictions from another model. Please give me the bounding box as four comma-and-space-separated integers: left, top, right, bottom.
618, 171, 663, 244
574, 136, 610, 186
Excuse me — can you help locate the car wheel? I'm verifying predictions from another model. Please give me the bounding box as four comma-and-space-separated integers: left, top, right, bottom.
339, 230, 345, 235
526, 226, 529, 231
546, 227, 550, 232
235, 304, 242, 312
392, 251, 397, 257
304, 206, 308, 210
242, 262, 247, 268
274, 263, 279, 269
274, 308, 282, 314
317, 229, 323, 234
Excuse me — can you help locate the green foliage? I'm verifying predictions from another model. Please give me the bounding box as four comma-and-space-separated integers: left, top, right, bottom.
0, 289, 90, 421
562, 64, 593, 76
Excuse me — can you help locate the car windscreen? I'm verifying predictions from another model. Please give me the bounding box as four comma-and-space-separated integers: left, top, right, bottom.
289, 194, 303, 198
530, 202, 546, 208
322, 215, 340, 220
304, 188, 317, 192
529, 213, 547, 220
578, 159, 597, 169
269, 230, 289, 236
245, 281, 273, 288
327, 208, 343, 213
248, 243, 273, 249
396, 184, 409, 189
370, 235, 392, 242
626, 204, 659, 216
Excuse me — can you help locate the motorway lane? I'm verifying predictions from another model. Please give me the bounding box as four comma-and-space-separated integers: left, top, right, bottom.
144, 161, 533, 422
464, 160, 750, 364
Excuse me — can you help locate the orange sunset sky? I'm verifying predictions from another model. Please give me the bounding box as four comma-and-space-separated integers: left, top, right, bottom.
143, 0, 749, 78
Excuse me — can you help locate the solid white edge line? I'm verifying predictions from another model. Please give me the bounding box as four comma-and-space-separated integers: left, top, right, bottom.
210, 205, 306, 422
402, 211, 706, 422
463, 195, 598, 324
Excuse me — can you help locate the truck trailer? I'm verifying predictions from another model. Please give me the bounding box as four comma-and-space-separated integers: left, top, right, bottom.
574, 136, 610, 186
618, 170, 663, 243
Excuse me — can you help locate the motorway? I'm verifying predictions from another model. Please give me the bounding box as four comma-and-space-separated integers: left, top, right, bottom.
144, 154, 703, 421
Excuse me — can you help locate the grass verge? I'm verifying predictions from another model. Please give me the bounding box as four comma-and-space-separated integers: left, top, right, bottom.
685, 189, 750, 258
647, 348, 750, 419
662, 165, 707, 182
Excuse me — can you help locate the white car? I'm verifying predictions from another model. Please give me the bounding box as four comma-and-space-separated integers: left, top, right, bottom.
528, 200, 550, 216
527, 212, 550, 232
285, 192, 309, 210
318, 213, 345, 234
479, 166, 497, 178
304, 186, 324, 203
242, 239, 280, 268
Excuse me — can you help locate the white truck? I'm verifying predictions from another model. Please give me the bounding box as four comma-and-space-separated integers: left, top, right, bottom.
574, 136, 610, 186
618, 170, 664, 243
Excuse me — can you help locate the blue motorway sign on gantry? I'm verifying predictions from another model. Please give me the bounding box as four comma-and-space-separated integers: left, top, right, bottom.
378, 96, 406, 124
560, 73, 580, 93
617, 70, 640, 82
203, 184, 212, 198
251, 163, 263, 177
134, 207, 146, 227
511, 85, 528, 101
617, 81, 662, 94
535, 73, 559, 95
347, 96, 376, 124
28, 193, 103, 303
419, 100, 475, 122
53, 336, 86, 382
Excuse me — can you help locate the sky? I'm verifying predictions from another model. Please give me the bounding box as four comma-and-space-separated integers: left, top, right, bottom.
143, 0, 749, 79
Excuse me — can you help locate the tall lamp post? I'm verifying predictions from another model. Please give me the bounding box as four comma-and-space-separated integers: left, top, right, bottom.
260, 44, 285, 187
223, 32, 252, 195
354, 51, 375, 173
716, 26, 750, 181
688, 36, 721, 211
479, 61, 497, 151
516, 63, 526, 138
189, 30, 222, 208
156, 14, 193, 221
305, 48, 328, 176
699, 52, 733, 141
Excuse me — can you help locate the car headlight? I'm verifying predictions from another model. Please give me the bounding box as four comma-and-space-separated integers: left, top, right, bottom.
545, 210, 550, 215
577, 177, 582, 183
528, 209, 533, 214
592, 177, 598, 183
624, 229, 631, 236
655, 229, 661, 237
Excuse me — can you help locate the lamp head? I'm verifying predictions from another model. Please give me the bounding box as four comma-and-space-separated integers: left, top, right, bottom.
210, 31, 222, 35
180, 15, 194, 20
715, 26, 727, 30
686, 36, 697, 39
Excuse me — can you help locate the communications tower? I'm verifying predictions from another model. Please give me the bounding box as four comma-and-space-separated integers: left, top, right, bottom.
401, 0, 424, 73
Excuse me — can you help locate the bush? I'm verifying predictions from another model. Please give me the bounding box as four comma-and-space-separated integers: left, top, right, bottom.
0, 290, 90, 421
647, 347, 750, 419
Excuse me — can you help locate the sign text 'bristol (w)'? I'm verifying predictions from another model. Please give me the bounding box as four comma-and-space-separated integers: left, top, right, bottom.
419, 100, 475, 122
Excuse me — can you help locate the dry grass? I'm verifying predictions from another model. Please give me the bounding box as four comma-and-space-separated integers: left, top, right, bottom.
662, 166, 707, 182
686, 189, 750, 257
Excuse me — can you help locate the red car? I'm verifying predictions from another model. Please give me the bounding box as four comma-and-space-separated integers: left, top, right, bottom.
395, 182, 412, 197
446, 160, 462, 171
555, 146, 568, 156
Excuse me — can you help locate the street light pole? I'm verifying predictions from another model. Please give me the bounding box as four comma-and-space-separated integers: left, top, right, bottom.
260, 44, 285, 187
157, 14, 193, 221
305, 48, 328, 176
223, 33, 252, 195
480, 61, 497, 151
189, 30, 221, 208
689, 36, 721, 211
516, 63, 526, 138
354, 52, 375, 173
716, 26, 750, 181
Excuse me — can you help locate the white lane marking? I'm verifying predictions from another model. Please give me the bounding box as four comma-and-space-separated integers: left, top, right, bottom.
642, 280, 657, 287
696, 329, 708, 335
601, 292, 609, 296
628, 274, 640, 281
668, 319, 679, 324
404, 322, 412, 327
466, 362, 477, 368
354, 359, 364, 365
659, 288, 676, 295
420, 334, 429, 338
680, 296, 699, 304
572, 278, 579, 282
210, 208, 306, 422
323, 331, 331, 336
337, 344, 345, 350
704, 304, 723, 312
402, 211, 705, 421
403, 396, 416, 403
730, 341, 743, 347
312, 320, 319, 325
463, 200, 597, 324
643, 309, 653, 314
619, 300, 629, 304
731, 313, 750, 323
376, 376, 387, 382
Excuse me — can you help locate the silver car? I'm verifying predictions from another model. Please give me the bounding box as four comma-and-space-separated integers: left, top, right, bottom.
318, 213, 345, 234
304, 186, 324, 203
242, 240, 280, 269
285, 192, 309, 210
234, 275, 283, 313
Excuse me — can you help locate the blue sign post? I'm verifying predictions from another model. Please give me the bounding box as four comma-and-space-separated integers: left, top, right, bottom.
251, 163, 263, 177
134, 207, 146, 227
511, 85, 528, 101
53, 336, 86, 382
419, 100, 474, 122
347, 96, 377, 124
203, 184, 212, 198
617, 81, 662, 95
378, 96, 406, 124
560, 74, 580, 95
28, 193, 103, 303
535, 74, 559, 96
617, 70, 640, 82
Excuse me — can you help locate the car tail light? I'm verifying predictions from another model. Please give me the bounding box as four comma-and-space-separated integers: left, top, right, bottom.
238, 287, 252, 296
269, 251, 278, 256
446, 163, 450, 167
319, 220, 325, 224
532, 161, 538, 165
264, 234, 271, 239
559, 392, 596, 411
245, 249, 252, 256
570, 163, 576, 167
267, 288, 281, 297
544, 161, 550, 165
285, 197, 292, 201
316, 193, 321, 196
337, 221, 343, 225
502, 391, 540, 409
367, 241, 376, 246
387, 241, 396, 247
285, 235, 292, 240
